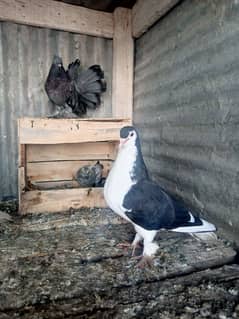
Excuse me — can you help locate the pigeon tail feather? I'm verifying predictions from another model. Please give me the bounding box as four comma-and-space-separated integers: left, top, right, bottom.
74, 65, 106, 111
170, 213, 216, 233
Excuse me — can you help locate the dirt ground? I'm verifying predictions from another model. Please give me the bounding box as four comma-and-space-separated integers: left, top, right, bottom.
0, 200, 238, 319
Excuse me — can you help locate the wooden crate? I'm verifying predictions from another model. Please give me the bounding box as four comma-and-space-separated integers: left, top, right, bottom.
18, 118, 131, 214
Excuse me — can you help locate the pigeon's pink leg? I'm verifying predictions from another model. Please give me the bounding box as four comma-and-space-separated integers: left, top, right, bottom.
117, 233, 143, 256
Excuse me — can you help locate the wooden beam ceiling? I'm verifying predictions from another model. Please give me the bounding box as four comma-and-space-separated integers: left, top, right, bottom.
0, 0, 114, 38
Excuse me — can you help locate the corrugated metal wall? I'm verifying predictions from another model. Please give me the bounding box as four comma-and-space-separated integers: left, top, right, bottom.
134, 0, 239, 238
0, 21, 112, 200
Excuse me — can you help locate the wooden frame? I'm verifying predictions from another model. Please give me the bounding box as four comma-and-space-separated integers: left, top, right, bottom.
0, 0, 179, 213
18, 118, 130, 214
0, 1, 134, 118
0, 0, 181, 39
0, 0, 179, 117
0, 0, 113, 38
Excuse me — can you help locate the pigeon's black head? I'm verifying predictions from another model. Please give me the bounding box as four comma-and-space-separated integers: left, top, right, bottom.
52, 55, 63, 66
119, 126, 139, 148
47, 55, 66, 79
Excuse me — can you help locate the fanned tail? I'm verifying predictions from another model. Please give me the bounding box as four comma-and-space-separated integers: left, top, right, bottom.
66, 61, 106, 116
74, 64, 106, 111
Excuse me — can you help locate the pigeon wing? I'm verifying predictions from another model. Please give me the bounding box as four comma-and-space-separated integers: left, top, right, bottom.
123, 180, 175, 231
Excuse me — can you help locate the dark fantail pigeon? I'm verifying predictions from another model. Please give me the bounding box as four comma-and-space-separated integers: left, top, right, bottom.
45, 55, 106, 118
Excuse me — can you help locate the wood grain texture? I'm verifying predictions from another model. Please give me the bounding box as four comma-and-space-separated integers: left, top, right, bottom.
18, 144, 26, 207
0, 0, 114, 38
112, 8, 134, 119
18, 118, 126, 213
26, 142, 117, 162
18, 118, 131, 144
20, 188, 106, 214
132, 0, 180, 38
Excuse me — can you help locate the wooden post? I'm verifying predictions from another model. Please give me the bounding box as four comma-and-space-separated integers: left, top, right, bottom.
112, 8, 134, 120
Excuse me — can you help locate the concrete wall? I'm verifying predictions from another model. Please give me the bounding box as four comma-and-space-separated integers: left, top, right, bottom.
0, 22, 112, 200
134, 0, 239, 240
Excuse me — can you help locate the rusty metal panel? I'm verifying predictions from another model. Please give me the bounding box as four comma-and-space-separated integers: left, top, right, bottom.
0, 21, 112, 199
133, 0, 239, 240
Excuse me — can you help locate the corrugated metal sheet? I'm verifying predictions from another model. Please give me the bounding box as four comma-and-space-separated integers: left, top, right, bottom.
134, 0, 239, 238
0, 21, 112, 200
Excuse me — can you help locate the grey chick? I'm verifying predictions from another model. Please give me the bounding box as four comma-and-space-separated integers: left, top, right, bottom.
76, 161, 104, 187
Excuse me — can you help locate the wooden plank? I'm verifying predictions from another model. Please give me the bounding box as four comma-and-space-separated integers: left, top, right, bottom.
18, 118, 131, 144
26, 160, 112, 182
26, 142, 116, 162
20, 188, 107, 214
0, 0, 113, 38
18, 167, 26, 193
132, 0, 180, 38
109, 142, 118, 160
27, 180, 80, 190
18, 141, 26, 210
19, 144, 26, 167
112, 8, 134, 119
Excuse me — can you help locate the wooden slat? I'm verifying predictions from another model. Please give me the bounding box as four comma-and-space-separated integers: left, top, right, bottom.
0, 0, 113, 38
20, 188, 106, 214
18, 167, 26, 192
18, 142, 26, 209
27, 180, 80, 190
112, 8, 134, 119
18, 118, 131, 144
26, 160, 112, 182
132, 0, 180, 38
26, 142, 117, 162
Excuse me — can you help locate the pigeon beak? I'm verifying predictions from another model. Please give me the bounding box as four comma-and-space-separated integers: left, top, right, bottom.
119, 138, 129, 147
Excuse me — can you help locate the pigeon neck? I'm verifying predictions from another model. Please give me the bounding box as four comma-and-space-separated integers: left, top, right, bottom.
130, 137, 149, 182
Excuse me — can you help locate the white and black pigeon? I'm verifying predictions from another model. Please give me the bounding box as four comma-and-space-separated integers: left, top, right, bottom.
104, 126, 216, 267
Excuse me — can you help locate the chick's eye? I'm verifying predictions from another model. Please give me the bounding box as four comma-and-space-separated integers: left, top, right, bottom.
130, 132, 134, 137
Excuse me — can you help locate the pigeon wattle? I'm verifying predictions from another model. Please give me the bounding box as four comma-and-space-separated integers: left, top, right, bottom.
104, 126, 216, 267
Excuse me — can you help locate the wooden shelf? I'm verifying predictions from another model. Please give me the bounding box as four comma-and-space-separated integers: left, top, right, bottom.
18, 118, 131, 144
18, 118, 131, 214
